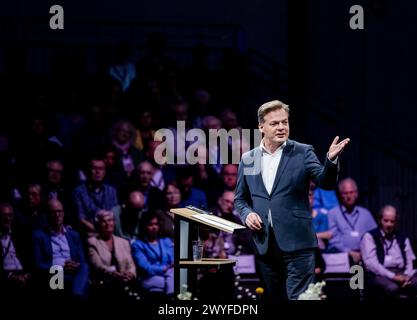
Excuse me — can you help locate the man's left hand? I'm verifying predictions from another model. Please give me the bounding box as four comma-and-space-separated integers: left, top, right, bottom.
328, 136, 350, 161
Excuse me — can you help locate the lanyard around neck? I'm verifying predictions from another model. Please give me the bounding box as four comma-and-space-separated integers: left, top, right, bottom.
340, 206, 359, 230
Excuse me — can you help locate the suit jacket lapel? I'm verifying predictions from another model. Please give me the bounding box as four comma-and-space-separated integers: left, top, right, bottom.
254, 147, 269, 196
270, 140, 294, 195
65, 231, 77, 261
45, 231, 53, 263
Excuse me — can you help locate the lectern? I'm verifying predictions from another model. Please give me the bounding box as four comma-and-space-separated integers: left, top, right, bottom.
171, 206, 246, 298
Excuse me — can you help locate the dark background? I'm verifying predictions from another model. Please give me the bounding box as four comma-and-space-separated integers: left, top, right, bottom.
0, 0, 416, 244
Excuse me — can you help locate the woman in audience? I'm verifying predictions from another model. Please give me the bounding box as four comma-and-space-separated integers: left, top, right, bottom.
155, 182, 181, 240
87, 210, 137, 299
132, 211, 174, 297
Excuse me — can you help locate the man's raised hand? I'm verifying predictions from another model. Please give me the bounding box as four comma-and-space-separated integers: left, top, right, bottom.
328, 136, 350, 161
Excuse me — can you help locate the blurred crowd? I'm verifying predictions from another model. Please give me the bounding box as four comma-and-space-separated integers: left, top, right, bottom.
0, 32, 415, 302
0, 33, 254, 302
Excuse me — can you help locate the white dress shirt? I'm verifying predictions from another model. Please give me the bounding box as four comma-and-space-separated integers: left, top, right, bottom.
259, 139, 336, 228
260, 140, 287, 227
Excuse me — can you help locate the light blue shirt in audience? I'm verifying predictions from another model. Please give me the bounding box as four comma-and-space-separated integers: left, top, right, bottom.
51, 228, 71, 266
327, 205, 377, 252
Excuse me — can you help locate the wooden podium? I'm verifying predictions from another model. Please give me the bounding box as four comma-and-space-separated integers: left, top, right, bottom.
170, 206, 246, 298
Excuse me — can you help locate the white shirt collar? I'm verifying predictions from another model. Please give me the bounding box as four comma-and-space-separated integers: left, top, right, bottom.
380, 229, 395, 239
340, 205, 358, 215
50, 226, 67, 236
260, 139, 287, 155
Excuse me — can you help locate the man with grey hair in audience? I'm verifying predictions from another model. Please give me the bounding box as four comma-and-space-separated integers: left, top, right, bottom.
73, 156, 119, 236
130, 161, 164, 211
327, 177, 377, 264
361, 205, 417, 299
0, 203, 32, 297
33, 199, 89, 299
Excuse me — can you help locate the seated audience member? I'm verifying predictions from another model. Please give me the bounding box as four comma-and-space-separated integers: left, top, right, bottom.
203, 191, 253, 258
73, 156, 119, 235
0, 203, 32, 296
221, 164, 238, 192
117, 191, 147, 241
206, 164, 237, 207
219, 109, 250, 163
33, 199, 89, 299
155, 182, 182, 241
177, 166, 208, 209
308, 186, 329, 279
102, 144, 129, 192
87, 210, 137, 298
309, 186, 331, 250
361, 205, 417, 299
132, 212, 174, 297
220, 108, 239, 131
14, 183, 48, 231
14, 112, 64, 183
110, 119, 144, 177
190, 89, 212, 129
327, 178, 377, 264
166, 99, 192, 159
144, 135, 177, 188
43, 159, 74, 225
201, 115, 223, 175
313, 188, 339, 212
43, 160, 66, 201
129, 161, 164, 211
133, 109, 155, 152
144, 139, 169, 192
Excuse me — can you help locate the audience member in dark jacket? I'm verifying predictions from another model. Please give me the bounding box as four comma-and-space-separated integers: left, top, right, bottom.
33, 199, 89, 298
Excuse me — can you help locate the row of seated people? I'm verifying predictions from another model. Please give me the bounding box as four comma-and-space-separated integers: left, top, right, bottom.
1, 180, 252, 302
6, 105, 243, 212
8, 154, 239, 234
0, 200, 175, 301
3, 168, 415, 301
310, 177, 417, 299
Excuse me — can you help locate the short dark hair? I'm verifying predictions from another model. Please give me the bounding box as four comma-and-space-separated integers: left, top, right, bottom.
138, 211, 160, 240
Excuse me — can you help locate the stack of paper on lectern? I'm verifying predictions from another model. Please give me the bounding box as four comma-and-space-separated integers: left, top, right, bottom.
170, 207, 246, 233
192, 213, 246, 233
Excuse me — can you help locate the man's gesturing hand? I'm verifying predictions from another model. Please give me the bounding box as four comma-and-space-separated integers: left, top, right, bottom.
328, 136, 350, 161
246, 212, 263, 231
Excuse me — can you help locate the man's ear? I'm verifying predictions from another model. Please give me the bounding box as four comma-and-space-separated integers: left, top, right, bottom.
258, 123, 263, 134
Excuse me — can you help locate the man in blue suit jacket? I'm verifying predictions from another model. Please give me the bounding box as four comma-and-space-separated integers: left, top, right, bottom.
235, 100, 350, 300
33, 199, 89, 298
